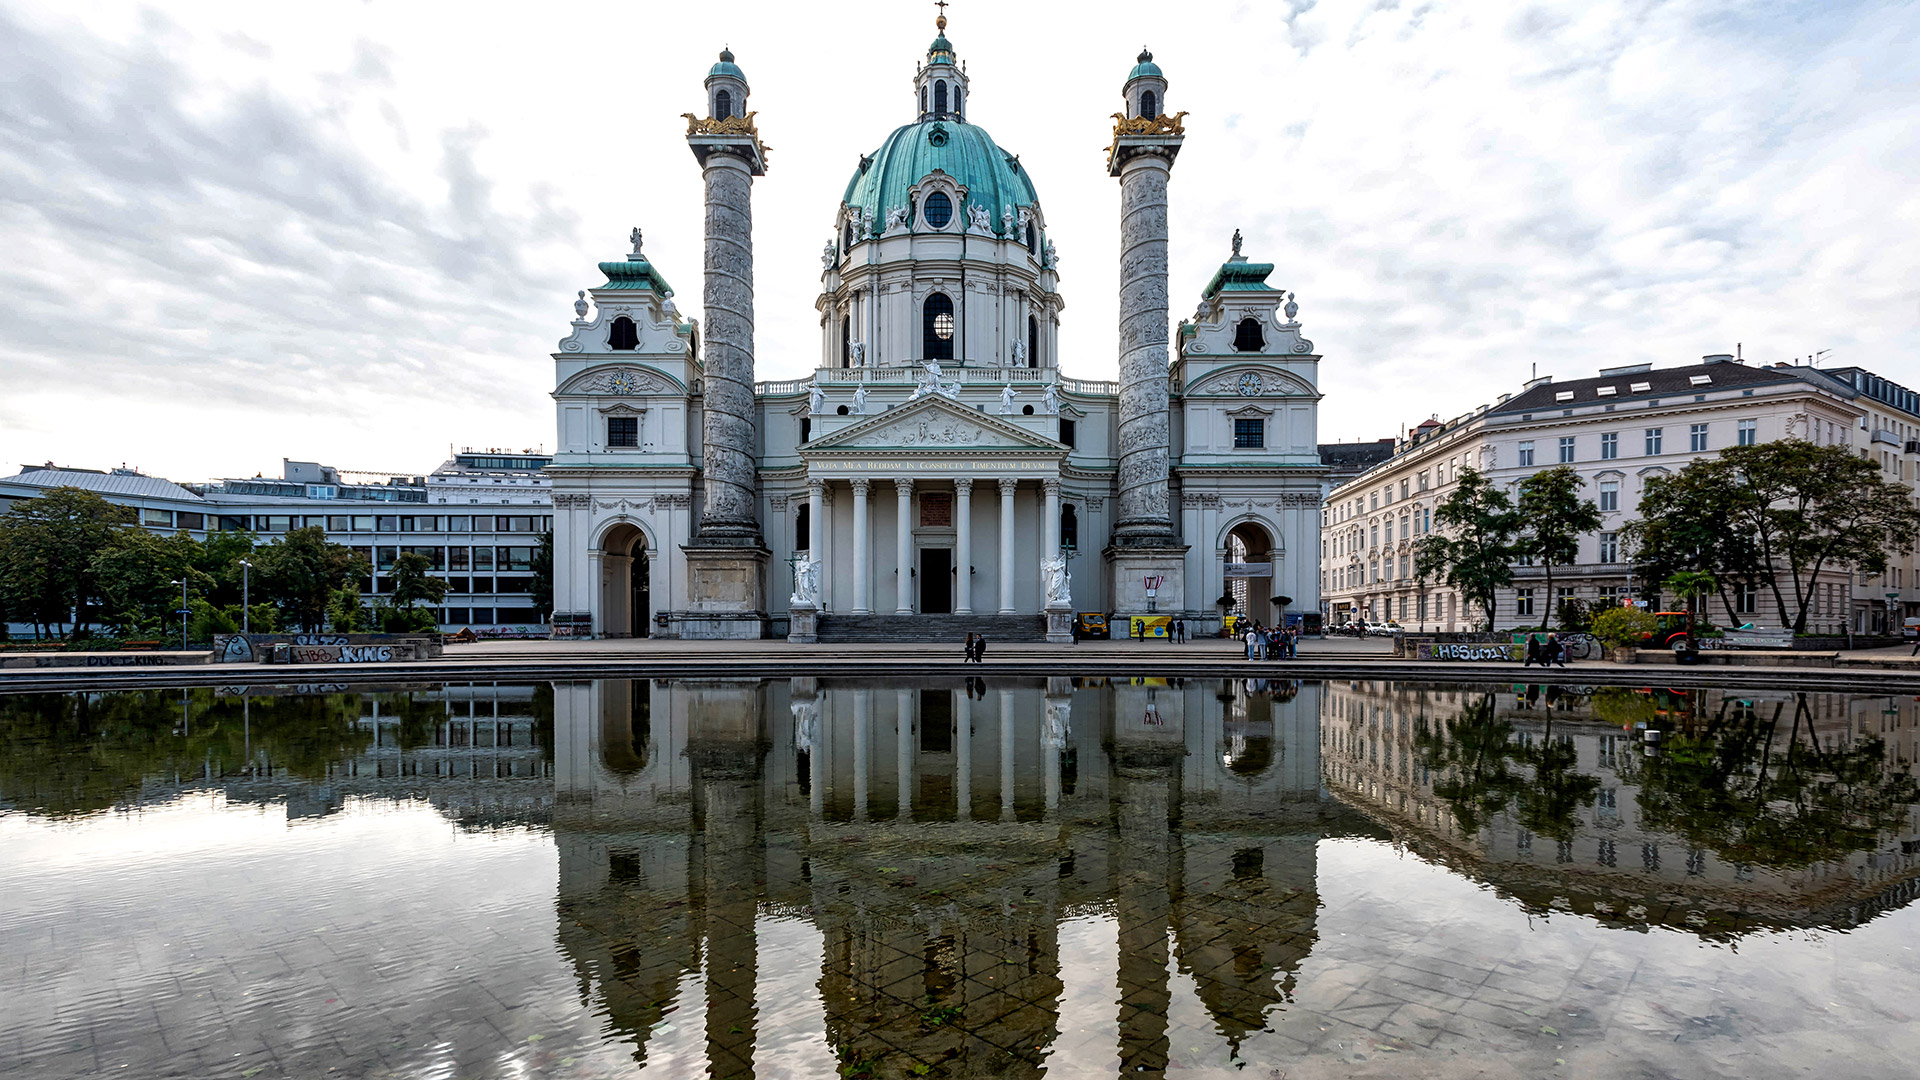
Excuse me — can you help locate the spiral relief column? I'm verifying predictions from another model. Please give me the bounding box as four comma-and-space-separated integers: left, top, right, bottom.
683, 48, 773, 639
1104, 48, 1189, 625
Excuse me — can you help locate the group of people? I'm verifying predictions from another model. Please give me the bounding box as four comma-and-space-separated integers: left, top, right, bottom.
1522, 633, 1571, 668
962, 633, 989, 663
1241, 622, 1300, 660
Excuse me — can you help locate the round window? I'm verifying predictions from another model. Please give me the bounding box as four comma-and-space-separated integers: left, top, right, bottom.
923, 191, 953, 229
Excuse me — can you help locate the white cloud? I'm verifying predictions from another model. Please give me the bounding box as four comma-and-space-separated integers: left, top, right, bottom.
0, 0, 1914, 480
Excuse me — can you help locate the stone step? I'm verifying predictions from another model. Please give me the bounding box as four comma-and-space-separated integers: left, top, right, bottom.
817, 613, 1047, 643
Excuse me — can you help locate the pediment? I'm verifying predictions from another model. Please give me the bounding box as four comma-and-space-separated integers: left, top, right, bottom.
555, 364, 686, 397
802, 396, 1066, 454
1186, 366, 1318, 398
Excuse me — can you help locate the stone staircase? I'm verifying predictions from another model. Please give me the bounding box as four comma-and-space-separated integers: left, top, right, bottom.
816, 613, 1047, 643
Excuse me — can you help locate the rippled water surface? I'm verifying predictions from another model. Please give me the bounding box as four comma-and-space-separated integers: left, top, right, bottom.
4, 678, 1920, 1078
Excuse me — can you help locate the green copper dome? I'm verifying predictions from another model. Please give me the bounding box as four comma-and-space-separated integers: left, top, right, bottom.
842, 120, 1041, 237
1128, 47, 1163, 81
707, 48, 746, 85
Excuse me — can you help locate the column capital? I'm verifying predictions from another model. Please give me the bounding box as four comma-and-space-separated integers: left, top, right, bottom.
954, 477, 975, 495
808, 478, 827, 497
1042, 478, 1062, 497
850, 477, 871, 496
998, 477, 1019, 497
894, 477, 915, 497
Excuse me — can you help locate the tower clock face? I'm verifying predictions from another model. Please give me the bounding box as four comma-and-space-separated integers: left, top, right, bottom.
606, 371, 638, 395
1237, 372, 1263, 396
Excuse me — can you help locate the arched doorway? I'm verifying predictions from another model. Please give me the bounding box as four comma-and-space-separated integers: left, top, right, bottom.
601, 523, 651, 638
1224, 522, 1278, 625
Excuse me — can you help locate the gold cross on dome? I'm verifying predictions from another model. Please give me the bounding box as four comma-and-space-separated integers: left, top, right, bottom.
935, 0, 949, 27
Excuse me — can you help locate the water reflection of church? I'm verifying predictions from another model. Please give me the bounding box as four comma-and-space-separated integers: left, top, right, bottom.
547, 678, 1371, 1076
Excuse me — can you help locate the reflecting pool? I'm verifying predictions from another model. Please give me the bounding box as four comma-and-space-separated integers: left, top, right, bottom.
4, 678, 1920, 1078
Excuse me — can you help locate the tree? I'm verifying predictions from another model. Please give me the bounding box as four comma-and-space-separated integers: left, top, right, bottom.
1590, 606, 1655, 649
1414, 467, 1520, 629
1624, 465, 1766, 624
388, 551, 447, 613
0, 487, 135, 637
252, 527, 367, 632
531, 529, 555, 621
1633, 441, 1920, 632
90, 529, 209, 637
1515, 466, 1603, 632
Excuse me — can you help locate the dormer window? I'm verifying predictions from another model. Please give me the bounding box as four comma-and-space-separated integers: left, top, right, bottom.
922, 190, 953, 229
1140, 89, 1157, 118
609, 316, 639, 351
1232, 317, 1264, 353
715, 90, 732, 119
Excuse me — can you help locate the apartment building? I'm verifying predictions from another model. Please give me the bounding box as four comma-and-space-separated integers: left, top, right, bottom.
1320, 354, 1872, 632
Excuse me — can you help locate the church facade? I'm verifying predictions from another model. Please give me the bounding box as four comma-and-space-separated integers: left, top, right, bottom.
547, 20, 1326, 640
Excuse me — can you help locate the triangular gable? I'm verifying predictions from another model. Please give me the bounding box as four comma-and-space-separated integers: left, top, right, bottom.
802, 394, 1067, 454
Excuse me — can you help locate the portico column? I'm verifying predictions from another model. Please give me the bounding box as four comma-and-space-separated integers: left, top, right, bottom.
851, 479, 872, 615
808, 479, 826, 603
998, 477, 1018, 615
894, 478, 915, 614
954, 478, 974, 615
1043, 478, 1062, 561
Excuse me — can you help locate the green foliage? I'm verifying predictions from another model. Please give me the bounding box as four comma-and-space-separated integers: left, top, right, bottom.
90, 529, 210, 636
1665, 570, 1718, 616
1590, 606, 1655, 648
378, 603, 440, 634
1415, 467, 1520, 629
253, 527, 368, 632
389, 551, 447, 611
1515, 466, 1603, 631
1411, 692, 1600, 844
0, 487, 135, 635
531, 529, 555, 620
187, 598, 239, 643
327, 587, 374, 632
1555, 597, 1591, 633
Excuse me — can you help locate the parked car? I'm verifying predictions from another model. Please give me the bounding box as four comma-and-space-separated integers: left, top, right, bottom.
1903, 617, 1920, 641
1075, 613, 1110, 639
1640, 611, 1695, 651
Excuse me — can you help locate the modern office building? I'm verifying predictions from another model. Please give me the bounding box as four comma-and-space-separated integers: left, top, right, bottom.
0, 450, 554, 635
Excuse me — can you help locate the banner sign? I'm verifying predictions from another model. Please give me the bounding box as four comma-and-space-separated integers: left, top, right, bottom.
1418, 641, 1524, 662
1224, 562, 1273, 579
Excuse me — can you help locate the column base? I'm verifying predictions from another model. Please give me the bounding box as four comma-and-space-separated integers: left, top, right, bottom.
787, 603, 819, 645
680, 545, 770, 640
1105, 543, 1189, 619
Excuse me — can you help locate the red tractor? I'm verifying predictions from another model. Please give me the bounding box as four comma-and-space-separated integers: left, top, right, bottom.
1641, 611, 1695, 652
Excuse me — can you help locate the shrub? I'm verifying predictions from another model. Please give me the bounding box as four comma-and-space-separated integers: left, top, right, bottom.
1591, 607, 1656, 649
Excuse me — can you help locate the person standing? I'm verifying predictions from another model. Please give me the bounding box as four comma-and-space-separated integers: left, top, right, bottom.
974, 634, 989, 664
1243, 624, 1258, 661
965, 632, 977, 664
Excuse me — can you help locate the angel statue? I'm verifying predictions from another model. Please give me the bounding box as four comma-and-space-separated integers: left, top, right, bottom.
968, 202, 992, 233
790, 559, 821, 607
1000, 383, 1017, 414
1041, 556, 1072, 607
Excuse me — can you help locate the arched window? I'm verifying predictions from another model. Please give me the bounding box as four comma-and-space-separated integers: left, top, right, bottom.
934, 80, 948, 116
1026, 221, 1037, 255
922, 292, 955, 360
1060, 504, 1078, 551
920, 85, 928, 114
795, 503, 811, 550
922, 191, 953, 229
1027, 314, 1039, 369
1140, 90, 1157, 119
609, 316, 639, 351
954, 85, 964, 119
1232, 317, 1264, 353
714, 90, 732, 119
840, 315, 851, 368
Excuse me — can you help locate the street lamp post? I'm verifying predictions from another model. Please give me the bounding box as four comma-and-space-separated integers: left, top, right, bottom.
170, 578, 188, 651
239, 559, 251, 637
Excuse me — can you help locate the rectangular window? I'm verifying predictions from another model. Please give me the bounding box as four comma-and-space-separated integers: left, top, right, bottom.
1598, 480, 1619, 512
325, 515, 350, 532
1558, 436, 1576, 464
1418, 471, 1429, 491
176, 512, 205, 531
1371, 525, 1379, 549
496, 546, 533, 571
472, 547, 494, 570
1598, 532, 1618, 563
376, 515, 398, 532
141, 508, 173, 528
1517, 440, 1535, 467
1735, 582, 1756, 614
1232, 418, 1265, 449
447, 515, 470, 532
1737, 418, 1757, 446
1516, 589, 1535, 616
375, 546, 398, 571
1400, 479, 1409, 499
607, 416, 639, 448
1645, 427, 1664, 455
1370, 560, 1380, 582
1059, 418, 1076, 447
1690, 423, 1709, 452
1600, 432, 1618, 460
450, 547, 470, 571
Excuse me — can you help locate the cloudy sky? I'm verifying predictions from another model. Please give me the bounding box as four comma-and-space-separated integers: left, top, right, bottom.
1, 0, 1915, 482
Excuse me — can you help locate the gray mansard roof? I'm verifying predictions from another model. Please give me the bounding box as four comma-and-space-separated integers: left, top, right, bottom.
1490, 360, 1850, 417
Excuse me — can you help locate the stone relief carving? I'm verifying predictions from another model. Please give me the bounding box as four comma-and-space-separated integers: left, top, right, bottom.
848, 417, 1023, 448
1280, 493, 1323, 507
583, 369, 671, 396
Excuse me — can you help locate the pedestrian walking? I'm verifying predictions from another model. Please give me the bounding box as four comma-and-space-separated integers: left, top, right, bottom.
1071, 618, 1081, 645
974, 634, 989, 663
1546, 633, 1567, 668
964, 632, 977, 664
1523, 634, 1539, 667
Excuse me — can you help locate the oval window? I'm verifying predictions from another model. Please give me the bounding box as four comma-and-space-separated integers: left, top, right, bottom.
923, 191, 953, 229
